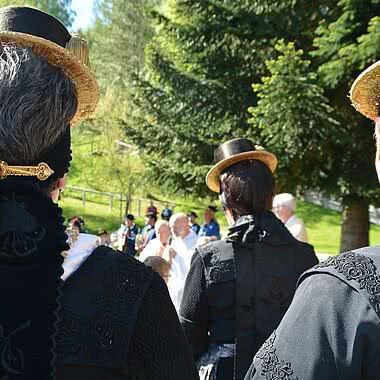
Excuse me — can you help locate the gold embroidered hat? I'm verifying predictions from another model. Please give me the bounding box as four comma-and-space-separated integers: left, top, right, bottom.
0, 6, 99, 126
206, 138, 278, 193
350, 60, 380, 120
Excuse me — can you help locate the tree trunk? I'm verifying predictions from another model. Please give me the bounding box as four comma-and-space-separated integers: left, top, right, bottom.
340, 197, 369, 253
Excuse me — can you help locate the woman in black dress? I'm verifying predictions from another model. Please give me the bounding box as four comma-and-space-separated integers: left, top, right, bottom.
179, 138, 318, 380
0, 6, 197, 379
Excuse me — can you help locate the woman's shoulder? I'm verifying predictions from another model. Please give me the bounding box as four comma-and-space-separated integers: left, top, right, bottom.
195, 239, 233, 264
84, 245, 155, 284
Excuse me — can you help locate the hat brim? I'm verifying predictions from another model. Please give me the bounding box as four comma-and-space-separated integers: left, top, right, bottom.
206, 151, 278, 193
0, 31, 99, 126
350, 60, 380, 121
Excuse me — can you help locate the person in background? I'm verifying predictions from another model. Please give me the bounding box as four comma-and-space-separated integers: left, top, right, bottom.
180, 138, 318, 380
144, 256, 171, 284
122, 214, 139, 256
188, 211, 201, 234
162, 207, 173, 221
272, 193, 308, 243
114, 214, 139, 254
141, 212, 158, 249
146, 201, 158, 216
68, 216, 86, 233
96, 229, 112, 247
167, 213, 199, 311
245, 51, 380, 380
199, 205, 221, 240
139, 220, 172, 262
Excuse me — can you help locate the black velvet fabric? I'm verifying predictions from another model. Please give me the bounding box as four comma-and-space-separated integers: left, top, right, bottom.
0, 6, 71, 47
0, 181, 68, 379
37, 128, 72, 186
56, 247, 198, 380
179, 212, 318, 380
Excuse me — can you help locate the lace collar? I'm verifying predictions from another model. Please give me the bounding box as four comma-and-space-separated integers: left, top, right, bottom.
61, 233, 99, 281
227, 212, 295, 245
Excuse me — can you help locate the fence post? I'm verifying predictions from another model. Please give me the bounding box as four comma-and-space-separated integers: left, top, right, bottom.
119, 196, 123, 219
138, 199, 141, 217
82, 191, 86, 207
109, 195, 113, 211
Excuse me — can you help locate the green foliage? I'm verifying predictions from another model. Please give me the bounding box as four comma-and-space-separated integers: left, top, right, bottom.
91, 0, 158, 89
248, 41, 340, 191
0, 0, 75, 27
127, 0, 334, 195
311, 0, 380, 202
70, 89, 145, 200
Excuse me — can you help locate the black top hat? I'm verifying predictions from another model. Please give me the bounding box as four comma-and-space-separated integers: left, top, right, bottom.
206, 138, 278, 193
0, 6, 98, 125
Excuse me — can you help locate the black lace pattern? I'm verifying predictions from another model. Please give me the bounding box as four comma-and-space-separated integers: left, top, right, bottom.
316, 252, 380, 317
57, 252, 151, 367
256, 330, 297, 380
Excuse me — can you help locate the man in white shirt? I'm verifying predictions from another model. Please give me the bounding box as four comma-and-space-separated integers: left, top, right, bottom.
167, 213, 198, 311
273, 193, 308, 243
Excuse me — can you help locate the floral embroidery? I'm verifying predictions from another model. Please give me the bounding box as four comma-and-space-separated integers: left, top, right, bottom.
57, 249, 150, 367
256, 331, 297, 380
209, 260, 234, 282
316, 252, 380, 318
0, 321, 30, 377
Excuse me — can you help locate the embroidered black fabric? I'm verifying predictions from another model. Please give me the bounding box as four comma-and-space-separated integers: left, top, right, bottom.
255, 331, 297, 380
56, 247, 199, 379
316, 251, 380, 317
179, 212, 318, 380
0, 180, 68, 379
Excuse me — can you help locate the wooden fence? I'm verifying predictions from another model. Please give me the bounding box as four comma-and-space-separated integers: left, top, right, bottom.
63, 185, 176, 219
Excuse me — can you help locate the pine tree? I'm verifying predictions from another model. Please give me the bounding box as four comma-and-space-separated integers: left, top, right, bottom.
249, 0, 380, 251
248, 41, 340, 192
128, 0, 331, 195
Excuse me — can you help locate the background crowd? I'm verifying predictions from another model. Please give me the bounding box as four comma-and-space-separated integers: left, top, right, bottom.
69, 192, 309, 313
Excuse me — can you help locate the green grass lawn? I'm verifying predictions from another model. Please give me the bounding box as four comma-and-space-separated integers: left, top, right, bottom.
60, 196, 380, 255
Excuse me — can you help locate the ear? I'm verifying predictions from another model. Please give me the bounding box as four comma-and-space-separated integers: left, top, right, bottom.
50, 174, 68, 202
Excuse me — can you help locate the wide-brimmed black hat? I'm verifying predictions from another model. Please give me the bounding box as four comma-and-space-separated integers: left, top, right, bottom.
206, 138, 278, 193
0, 6, 98, 125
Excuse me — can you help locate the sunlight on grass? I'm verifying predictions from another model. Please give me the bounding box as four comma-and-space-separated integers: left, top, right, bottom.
60, 196, 380, 256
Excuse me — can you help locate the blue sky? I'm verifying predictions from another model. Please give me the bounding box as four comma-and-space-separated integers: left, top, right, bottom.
72, 0, 95, 31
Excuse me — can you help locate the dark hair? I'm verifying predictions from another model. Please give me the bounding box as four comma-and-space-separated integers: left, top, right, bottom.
220, 159, 275, 218
126, 214, 135, 221
146, 213, 158, 222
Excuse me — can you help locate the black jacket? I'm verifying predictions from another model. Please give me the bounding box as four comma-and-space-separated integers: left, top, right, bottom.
245, 246, 380, 380
56, 246, 198, 380
179, 212, 318, 380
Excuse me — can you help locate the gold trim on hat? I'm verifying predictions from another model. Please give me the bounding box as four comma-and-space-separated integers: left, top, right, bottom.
0, 31, 99, 126
0, 161, 55, 181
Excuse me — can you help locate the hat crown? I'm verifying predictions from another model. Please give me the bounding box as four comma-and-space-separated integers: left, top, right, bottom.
0, 6, 71, 47
214, 138, 257, 163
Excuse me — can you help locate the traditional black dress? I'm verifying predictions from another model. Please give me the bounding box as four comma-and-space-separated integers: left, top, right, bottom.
56, 243, 198, 380
244, 246, 380, 380
179, 212, 318, 380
